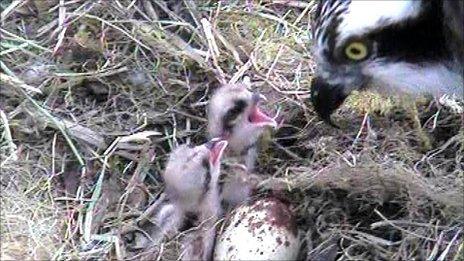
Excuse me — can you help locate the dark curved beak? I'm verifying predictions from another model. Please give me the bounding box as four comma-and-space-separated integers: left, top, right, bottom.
310, 76, 348, 127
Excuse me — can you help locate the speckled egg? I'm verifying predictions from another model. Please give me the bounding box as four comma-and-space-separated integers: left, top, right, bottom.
214, 197, 300, 260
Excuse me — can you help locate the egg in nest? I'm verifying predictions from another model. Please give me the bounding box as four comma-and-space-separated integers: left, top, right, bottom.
214, 197, 300, 260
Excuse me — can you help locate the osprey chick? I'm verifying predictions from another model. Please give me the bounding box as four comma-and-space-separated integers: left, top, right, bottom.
162, 139, 228, 261
208, 83, 277, 170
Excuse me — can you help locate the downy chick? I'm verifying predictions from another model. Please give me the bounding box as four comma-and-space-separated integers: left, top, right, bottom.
208, 83, 277, 171
163, 139, 228, 261
220, 163, 261, 210
163, 139, 228, 219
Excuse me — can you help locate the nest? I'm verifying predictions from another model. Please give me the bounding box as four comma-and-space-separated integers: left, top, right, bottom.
1, 0, 462, 260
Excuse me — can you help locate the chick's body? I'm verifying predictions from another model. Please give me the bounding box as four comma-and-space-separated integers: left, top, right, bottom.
161, 140, 228, 261
220, 164, 261, 209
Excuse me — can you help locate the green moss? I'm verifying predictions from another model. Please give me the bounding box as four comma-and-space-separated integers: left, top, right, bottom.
344, 91, 395, 115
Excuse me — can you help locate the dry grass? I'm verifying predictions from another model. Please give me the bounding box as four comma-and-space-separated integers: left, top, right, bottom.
1, 0, 463, 260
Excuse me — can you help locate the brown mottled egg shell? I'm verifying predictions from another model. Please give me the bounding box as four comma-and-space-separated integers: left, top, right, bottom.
214, 197, 300, 260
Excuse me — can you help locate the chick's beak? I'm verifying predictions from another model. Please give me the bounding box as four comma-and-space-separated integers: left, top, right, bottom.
206, 139, 228, 166
249, 92, 277, 128
310, 76, 348, 127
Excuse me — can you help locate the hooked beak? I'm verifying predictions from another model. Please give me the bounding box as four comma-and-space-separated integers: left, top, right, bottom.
249, 92, 277, 128
206, 138, 228, 166
310, 77, 348, 127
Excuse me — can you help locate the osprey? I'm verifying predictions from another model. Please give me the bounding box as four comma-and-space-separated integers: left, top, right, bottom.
310, 0, 463, 124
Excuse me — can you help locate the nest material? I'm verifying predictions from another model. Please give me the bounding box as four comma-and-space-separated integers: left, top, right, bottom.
1, 0, 462, 260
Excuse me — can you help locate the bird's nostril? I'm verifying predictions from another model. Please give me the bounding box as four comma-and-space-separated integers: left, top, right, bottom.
312, 89, 319, 97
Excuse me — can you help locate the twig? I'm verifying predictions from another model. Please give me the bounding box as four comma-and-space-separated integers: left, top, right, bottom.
351, 112, 369, 148
201, 18, 226, 84
83, 155, 108, 242
9, 85, 85, 167
437, 228, 462, 261
264, 0, 312, 9
229, 60, 252, 85
54, 66, 129, 78
0, 28, 52, 52
271, 140, 302, 160
0, 109, 17, 164
1, 73, 43, 93
0, 0, 24, 23
82, 14, 151, 50
374, 209, 437, 241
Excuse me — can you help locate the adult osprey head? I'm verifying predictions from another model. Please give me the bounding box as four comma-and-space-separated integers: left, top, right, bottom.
310, 0, 463, 124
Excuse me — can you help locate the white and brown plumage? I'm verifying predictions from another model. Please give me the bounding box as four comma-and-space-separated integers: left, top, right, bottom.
207, 84, 277, 171
311, 0, 464, 124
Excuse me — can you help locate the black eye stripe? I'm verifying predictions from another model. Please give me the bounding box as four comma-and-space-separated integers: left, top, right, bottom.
319, 1, 446, 64
222, 99, 248, 132
368, 2, 447, 63
201, 158, 211, 195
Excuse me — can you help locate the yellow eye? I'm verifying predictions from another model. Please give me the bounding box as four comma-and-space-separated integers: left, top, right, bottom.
345, 41, 368, 61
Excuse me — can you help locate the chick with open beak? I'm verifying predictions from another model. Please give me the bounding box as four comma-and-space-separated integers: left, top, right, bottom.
163, 139, 228, 216
207, 83, 277, 171
162, 139, 228, 261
